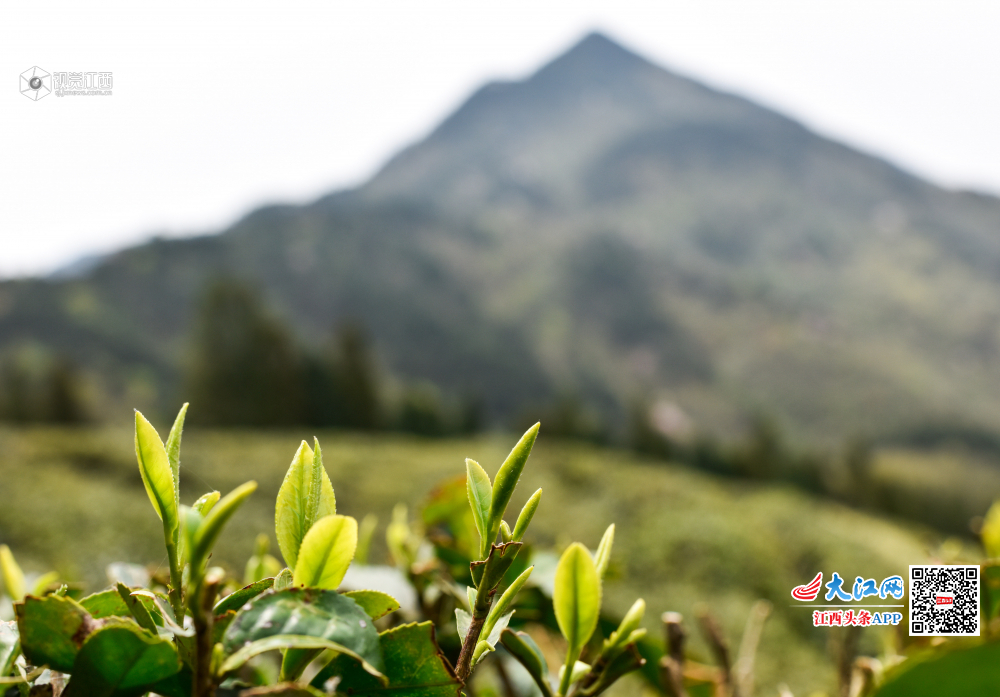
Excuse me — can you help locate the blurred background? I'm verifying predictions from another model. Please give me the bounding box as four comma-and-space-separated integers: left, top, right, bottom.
4, 1, 1000, 694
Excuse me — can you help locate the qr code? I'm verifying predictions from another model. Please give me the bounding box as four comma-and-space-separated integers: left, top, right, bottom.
909, 565, 979, 636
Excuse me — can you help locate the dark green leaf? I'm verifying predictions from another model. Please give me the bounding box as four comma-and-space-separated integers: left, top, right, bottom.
213, 610, 236, 645
213, 577, 275, 615
500, 629, 550, 695
222, 588, 383, 676
146, 666, 193, 697
312, 622, 460, 696
62, 620, 180, 697
15, 594, 96, 672
220, 634, 384, 683
343, 590, 400, 621
487, 423, 539, 547
472, 542, 523, 593
579, 643, 645, 696
873, 642, 1000, 697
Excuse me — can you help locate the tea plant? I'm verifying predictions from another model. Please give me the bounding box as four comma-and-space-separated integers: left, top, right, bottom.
0, 405, 650, 696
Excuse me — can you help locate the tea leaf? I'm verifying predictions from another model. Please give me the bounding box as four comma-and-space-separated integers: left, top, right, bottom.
481, 566, 533, 642
15, 594, 95, 672
311, 621, 459, 696
164, 403, 188, 504
500, 629, 551, 696
293, 514, 358, 590
222, 587, 383, 680
62, 620, 181, 697
512, 488, 542, 542
191, 481, 257, 570
0, 546, 26, 602
488, 423, 539, 547
275, 440, 336, 568
593, 524, 615, 578
134, 410, 179, 535
343, 590, 401, 621
192, 490, 220, 515
214, 577, 275, 615
465, 458, 492, 555
554, 542, 601, 689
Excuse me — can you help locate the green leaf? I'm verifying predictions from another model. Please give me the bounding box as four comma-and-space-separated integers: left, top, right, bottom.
0, 546, 26, 602
190, 481, 257, 570
222, 587, 383, 676
221, 634, 385, 682
472, 541, 523, 592
292, 514, 357, 590
554, 542, 601, 681
62, 620, 181, 697
192, 491, 220, 516
146, 667, 193, 697
872, 642, 1000, 697
275, 440, 337, 569
499, 520, 513, 543
512, 488, 542, 542
115, 583, 158, 634
465, 459, 492, 556
15, 594, 96, 672
481, 566, 533, 643
0, 622, 19, 678
213, 577, 275, 615
500, 629, 552, 697
31, 571, 59, 597
134, 410, 179, 534
604, 598, 645, 653
593, 524, 614, 578
164, 403, 189, 505
343, 590, 401, 621
311, 622, 460, 696
487, 423, 539, 548
558, 660, 590, 686
274, 567, 294, 590
578, 644, 645, 696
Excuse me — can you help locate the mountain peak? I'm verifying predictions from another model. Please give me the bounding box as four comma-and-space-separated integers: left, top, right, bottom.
530, 30, 654, 86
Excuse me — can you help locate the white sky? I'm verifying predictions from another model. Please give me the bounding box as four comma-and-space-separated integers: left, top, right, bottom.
3, 0, 1000, 278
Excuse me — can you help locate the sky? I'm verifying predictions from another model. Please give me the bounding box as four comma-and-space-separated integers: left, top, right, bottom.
3, 0, 1000, 278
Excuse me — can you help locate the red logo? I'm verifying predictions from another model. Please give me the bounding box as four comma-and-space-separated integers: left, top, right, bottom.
935, 593, 954, 608
792, 572, 823, 601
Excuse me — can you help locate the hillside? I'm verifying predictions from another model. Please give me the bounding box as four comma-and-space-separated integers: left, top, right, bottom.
4, 32, 1000, 440
0, 425, 949, 694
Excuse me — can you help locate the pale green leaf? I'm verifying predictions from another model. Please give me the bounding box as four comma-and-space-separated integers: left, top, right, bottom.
134, 410, 179, 535
275, 440, 336, 568
488, 423, 539, 547
554, 543, 601, 661
293, 514, 358, 590
512, 488, 542, 542
481, 566, 532, 642
191, 481, 257, 570
0, 546, 26, 601
593, 524, 615, 578
343, 590, 400, 620
558, 660, 591, 686
466, 458, 492, 555
164, 403, 188, 504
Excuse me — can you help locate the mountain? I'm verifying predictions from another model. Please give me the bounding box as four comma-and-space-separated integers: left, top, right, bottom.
4, 32, 1000, 441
